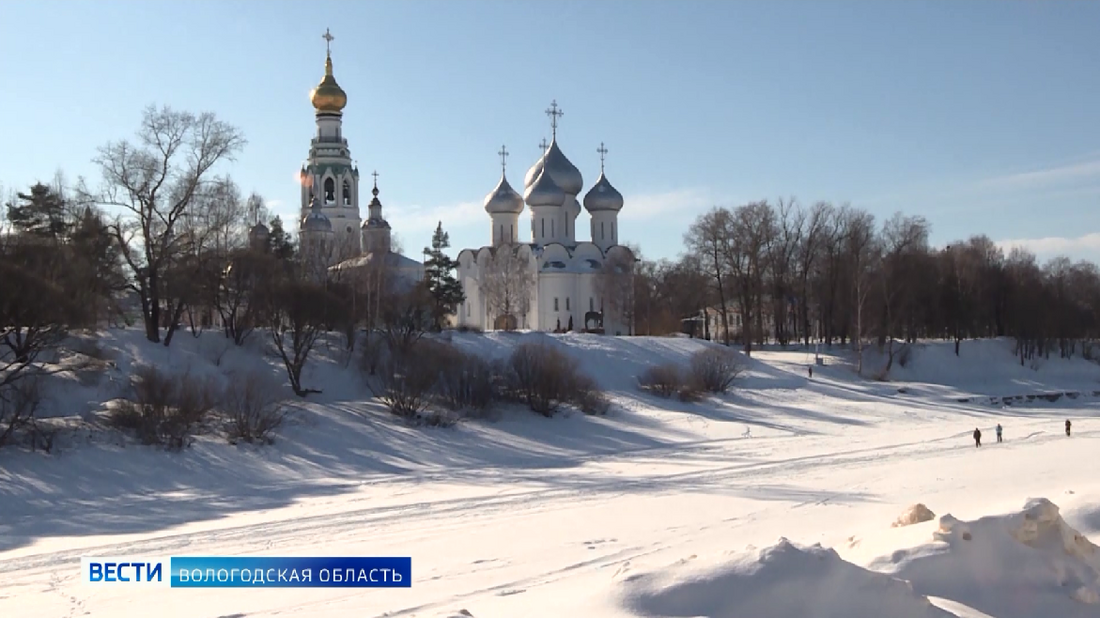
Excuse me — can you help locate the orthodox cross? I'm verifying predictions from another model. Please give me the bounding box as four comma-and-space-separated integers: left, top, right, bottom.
498, 145, 509, 174
597, 142, 608, 173
323, 28, 334, 55
545, 100, 563, 138
371, 170, 379, 186
538, 138, 548, 151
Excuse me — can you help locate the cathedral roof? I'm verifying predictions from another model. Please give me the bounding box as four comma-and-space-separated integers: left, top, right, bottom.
484, 173, 524, 214
524, 138, 583, 195
583, 172, 624, 212
524, 167, 566, 207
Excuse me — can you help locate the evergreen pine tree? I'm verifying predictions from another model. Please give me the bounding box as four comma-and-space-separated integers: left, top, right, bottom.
5, 183, 70, 239
422, 221, 465, 330
267, 216, 296, 261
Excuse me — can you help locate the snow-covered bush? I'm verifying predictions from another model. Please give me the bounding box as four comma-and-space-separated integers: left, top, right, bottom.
108, 365, 218, 451
689, 347, 744, 393
222, 370, 288, 445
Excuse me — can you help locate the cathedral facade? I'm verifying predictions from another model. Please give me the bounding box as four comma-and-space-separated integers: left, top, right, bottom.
296, 30, 423, 284
455, 102, 635, 334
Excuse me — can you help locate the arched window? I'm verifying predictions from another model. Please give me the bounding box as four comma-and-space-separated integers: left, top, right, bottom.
342, 180, 351, 205
324, 178, 335, 203
601, 221, 606, 240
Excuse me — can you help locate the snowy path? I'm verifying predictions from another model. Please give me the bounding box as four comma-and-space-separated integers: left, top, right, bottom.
2, 414, 1095, 618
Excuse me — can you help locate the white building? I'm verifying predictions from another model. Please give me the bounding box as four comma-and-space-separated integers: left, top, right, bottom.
291, 29, 423, 284
455, 102, 635, 334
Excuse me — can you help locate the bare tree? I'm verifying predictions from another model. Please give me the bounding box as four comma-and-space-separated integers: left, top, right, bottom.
479, 246, 535, 330
877, 212, 929, 369
843, 208, 879, 375
727, 201, 776, 355
268, 279, 336, 396
91, 105, 245, 344
685, 207, 735, 344
596, 247, 637, 334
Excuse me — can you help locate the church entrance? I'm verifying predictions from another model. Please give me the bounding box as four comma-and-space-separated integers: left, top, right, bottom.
494, 314, 518, 331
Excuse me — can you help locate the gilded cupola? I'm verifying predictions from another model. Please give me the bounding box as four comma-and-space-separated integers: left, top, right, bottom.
310, 29, 347, 113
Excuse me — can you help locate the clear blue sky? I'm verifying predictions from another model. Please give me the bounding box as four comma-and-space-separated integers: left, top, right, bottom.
2, 0, 1099, 263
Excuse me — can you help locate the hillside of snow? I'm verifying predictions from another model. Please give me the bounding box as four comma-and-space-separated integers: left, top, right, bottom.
1, 329, 1099, 617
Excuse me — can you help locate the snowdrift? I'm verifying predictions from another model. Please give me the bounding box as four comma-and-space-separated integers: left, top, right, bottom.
619, 539, 954, 618
871, 498, 1100, 617
861, 338, 1100, 399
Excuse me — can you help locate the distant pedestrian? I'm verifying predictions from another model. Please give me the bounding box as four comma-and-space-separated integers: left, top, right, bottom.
1066, 419, 1072, 437
973, 427, 982, 447
996, 424, 1003, 443
808, 365, 813, 378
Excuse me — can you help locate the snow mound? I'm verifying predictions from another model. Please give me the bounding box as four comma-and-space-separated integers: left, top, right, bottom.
871, 498, 1100, 617
620, 538, 953, 618
894, 503, 937, 528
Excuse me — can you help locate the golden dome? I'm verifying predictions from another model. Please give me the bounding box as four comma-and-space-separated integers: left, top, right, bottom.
310, 54, 347, 112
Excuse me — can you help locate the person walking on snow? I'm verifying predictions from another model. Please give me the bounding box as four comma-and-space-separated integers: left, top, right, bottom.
1066, 419, 1072, 437
996, 423, 1003, 443
973, 427, 982, 447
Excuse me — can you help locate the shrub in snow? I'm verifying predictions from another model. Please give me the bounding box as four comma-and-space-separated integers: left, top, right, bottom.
222, 370, 288, 445
108, 365, 218, 451
364, 339, 446, 421
892, 503, 936, 528
0, 375, 42, 448
638, 363, 685, 398
573, 373, 611, 415
434, 346, 496, 413
508, 342, 605, 417
689, 347, 744, 393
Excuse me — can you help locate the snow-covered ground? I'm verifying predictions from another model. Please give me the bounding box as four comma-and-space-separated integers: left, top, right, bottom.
1, 331, 1097, 617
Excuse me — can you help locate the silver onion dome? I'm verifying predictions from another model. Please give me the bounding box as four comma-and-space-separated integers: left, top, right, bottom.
484, 173, 524, 214
583, 172, 624, 212
524, 167, 566, 207
524, 139, 583, 195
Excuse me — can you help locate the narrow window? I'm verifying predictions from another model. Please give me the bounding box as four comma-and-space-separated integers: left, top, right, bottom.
552, 220, 555, 237
342, 180, 351, 205
589, 297, 594, 311
601, 221, 606, 240
510, 224, 514, 242
499, 223, 503, 242
324, 178, 335, 202
554, 298, 559, 311
541, 219, 545, 238
566, 298, 570, 311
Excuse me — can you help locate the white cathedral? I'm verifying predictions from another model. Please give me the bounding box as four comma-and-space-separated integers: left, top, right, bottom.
290, 30, 423, 284
456, 102, 636, 334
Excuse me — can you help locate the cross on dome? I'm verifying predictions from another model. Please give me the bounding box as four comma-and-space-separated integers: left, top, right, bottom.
545, 100, 563, 138
371, 170, 379, 195
538, 138, 548, 151
597, 142, 608, 173
498, 145, 509, 174
322, 28, 334, 56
